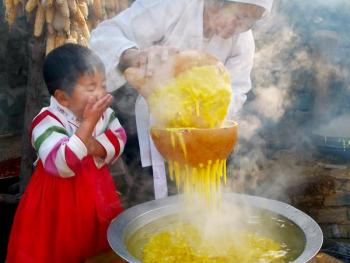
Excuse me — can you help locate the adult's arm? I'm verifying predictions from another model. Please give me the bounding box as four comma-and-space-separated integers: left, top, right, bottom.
90, 0, 187, 91
225, 30, 255, 118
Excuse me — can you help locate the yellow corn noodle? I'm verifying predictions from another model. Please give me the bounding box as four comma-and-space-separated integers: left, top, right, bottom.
143, 224, 286, 263
148, 65, 231, 129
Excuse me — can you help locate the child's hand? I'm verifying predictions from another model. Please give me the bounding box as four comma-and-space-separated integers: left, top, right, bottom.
87, 138, 107, 158
82, 94, 113, 125
76, 94, 113, 146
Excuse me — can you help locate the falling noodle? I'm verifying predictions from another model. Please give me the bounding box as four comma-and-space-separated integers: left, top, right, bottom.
149, 65, 232, 204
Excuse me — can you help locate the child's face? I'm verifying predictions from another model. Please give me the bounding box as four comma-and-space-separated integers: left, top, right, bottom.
205, 2, 265, 38
66, 71, 108, 120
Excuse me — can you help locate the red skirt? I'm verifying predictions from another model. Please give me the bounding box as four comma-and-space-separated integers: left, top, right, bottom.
6, 157, 123, 263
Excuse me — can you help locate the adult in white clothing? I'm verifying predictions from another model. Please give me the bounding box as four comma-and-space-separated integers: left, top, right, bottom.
90, 0, 274, 201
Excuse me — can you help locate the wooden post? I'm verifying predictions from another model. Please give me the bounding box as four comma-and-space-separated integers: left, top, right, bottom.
19, 34, 48, 193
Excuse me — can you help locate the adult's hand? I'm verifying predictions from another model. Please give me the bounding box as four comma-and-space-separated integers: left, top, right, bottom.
120, 46, 179, 76
123, 50, 220, 99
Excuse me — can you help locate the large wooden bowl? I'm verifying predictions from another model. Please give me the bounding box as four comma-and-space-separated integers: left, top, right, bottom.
150, 121, 238, 167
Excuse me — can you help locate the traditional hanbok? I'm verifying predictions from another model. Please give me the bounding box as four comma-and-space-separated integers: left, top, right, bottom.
6, 97, 127, 263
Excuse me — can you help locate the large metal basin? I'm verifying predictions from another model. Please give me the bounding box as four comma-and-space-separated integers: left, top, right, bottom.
108, 193, 323, 263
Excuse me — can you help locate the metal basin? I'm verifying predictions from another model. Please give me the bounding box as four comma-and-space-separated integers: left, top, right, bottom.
108, 193, 323, 263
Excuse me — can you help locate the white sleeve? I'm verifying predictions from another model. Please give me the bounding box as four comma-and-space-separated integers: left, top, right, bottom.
90, 0, 187, 92
225, 30, 255, 118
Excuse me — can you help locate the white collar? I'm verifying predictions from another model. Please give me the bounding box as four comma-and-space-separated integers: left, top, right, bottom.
49, 96, 80, 126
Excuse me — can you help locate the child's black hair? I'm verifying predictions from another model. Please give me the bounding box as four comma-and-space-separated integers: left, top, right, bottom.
43, 44, 105, 96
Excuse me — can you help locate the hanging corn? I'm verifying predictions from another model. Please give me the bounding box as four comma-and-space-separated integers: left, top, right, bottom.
3, 0, 130, 54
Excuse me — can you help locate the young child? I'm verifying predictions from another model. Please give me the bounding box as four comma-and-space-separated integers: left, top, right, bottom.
6, 44, 127, 263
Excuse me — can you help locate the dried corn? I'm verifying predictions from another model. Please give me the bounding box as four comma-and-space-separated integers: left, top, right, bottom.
65, 36, 77, 44
5, 7, 17, 26
45, 6, 54, 23
34, 4, 45, 36
25, 0, 38, 13
46, 32, 55, 54
47, 23, 55, 34
63, 16, 70, 33
67, 0, 77, 14
80, 19, 90, 39
5, 0, 130, 55
54, 32, 66, 48
45, 0, 53, 6
70, 29, 78, 39
78, 34, 88, 46
77, 2, 88, 19
57, 0, 70, 17
92, 0, 102, 18
73, 5, 85, 25
53, 11, 65, 31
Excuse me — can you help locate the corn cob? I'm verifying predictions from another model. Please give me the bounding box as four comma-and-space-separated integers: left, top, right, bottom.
70, 29, 78, 40
80, 19, 90, 39
54, 32, 66, 48
25, 0, 38, 13
65, 36, 77, 44
34, 4, 45, 36
5, 0, 131, 55
45, 6, 54, 23
46, 32, 56, 54
101, 0, 107, 19
73, 5, 85, 25
77, 2, 88, 19
67, 0, 77, 14
55, 0, 64, 5
47, 23, 55, 34
57, 0, 70, 17
53, 11, 65, 31
105, 0, 114, 13
45, 0, 53, 7
92, 0, 102, 18
78, 34, 88, 46
63, 16, 70, 33
5, 7, 17, 26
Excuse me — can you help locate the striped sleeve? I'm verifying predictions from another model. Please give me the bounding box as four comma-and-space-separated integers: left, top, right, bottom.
31, 110, 88, 177
95, 109, 127, 165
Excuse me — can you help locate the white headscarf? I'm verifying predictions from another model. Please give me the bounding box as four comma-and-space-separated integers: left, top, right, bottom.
226, 0, 274, 13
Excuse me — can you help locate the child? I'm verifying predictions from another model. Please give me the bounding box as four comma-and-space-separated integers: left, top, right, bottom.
6, 44, 127, 263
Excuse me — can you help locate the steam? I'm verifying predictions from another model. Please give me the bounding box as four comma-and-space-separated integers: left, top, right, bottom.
109, 0, 350, 207
227, 0, 350, 201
